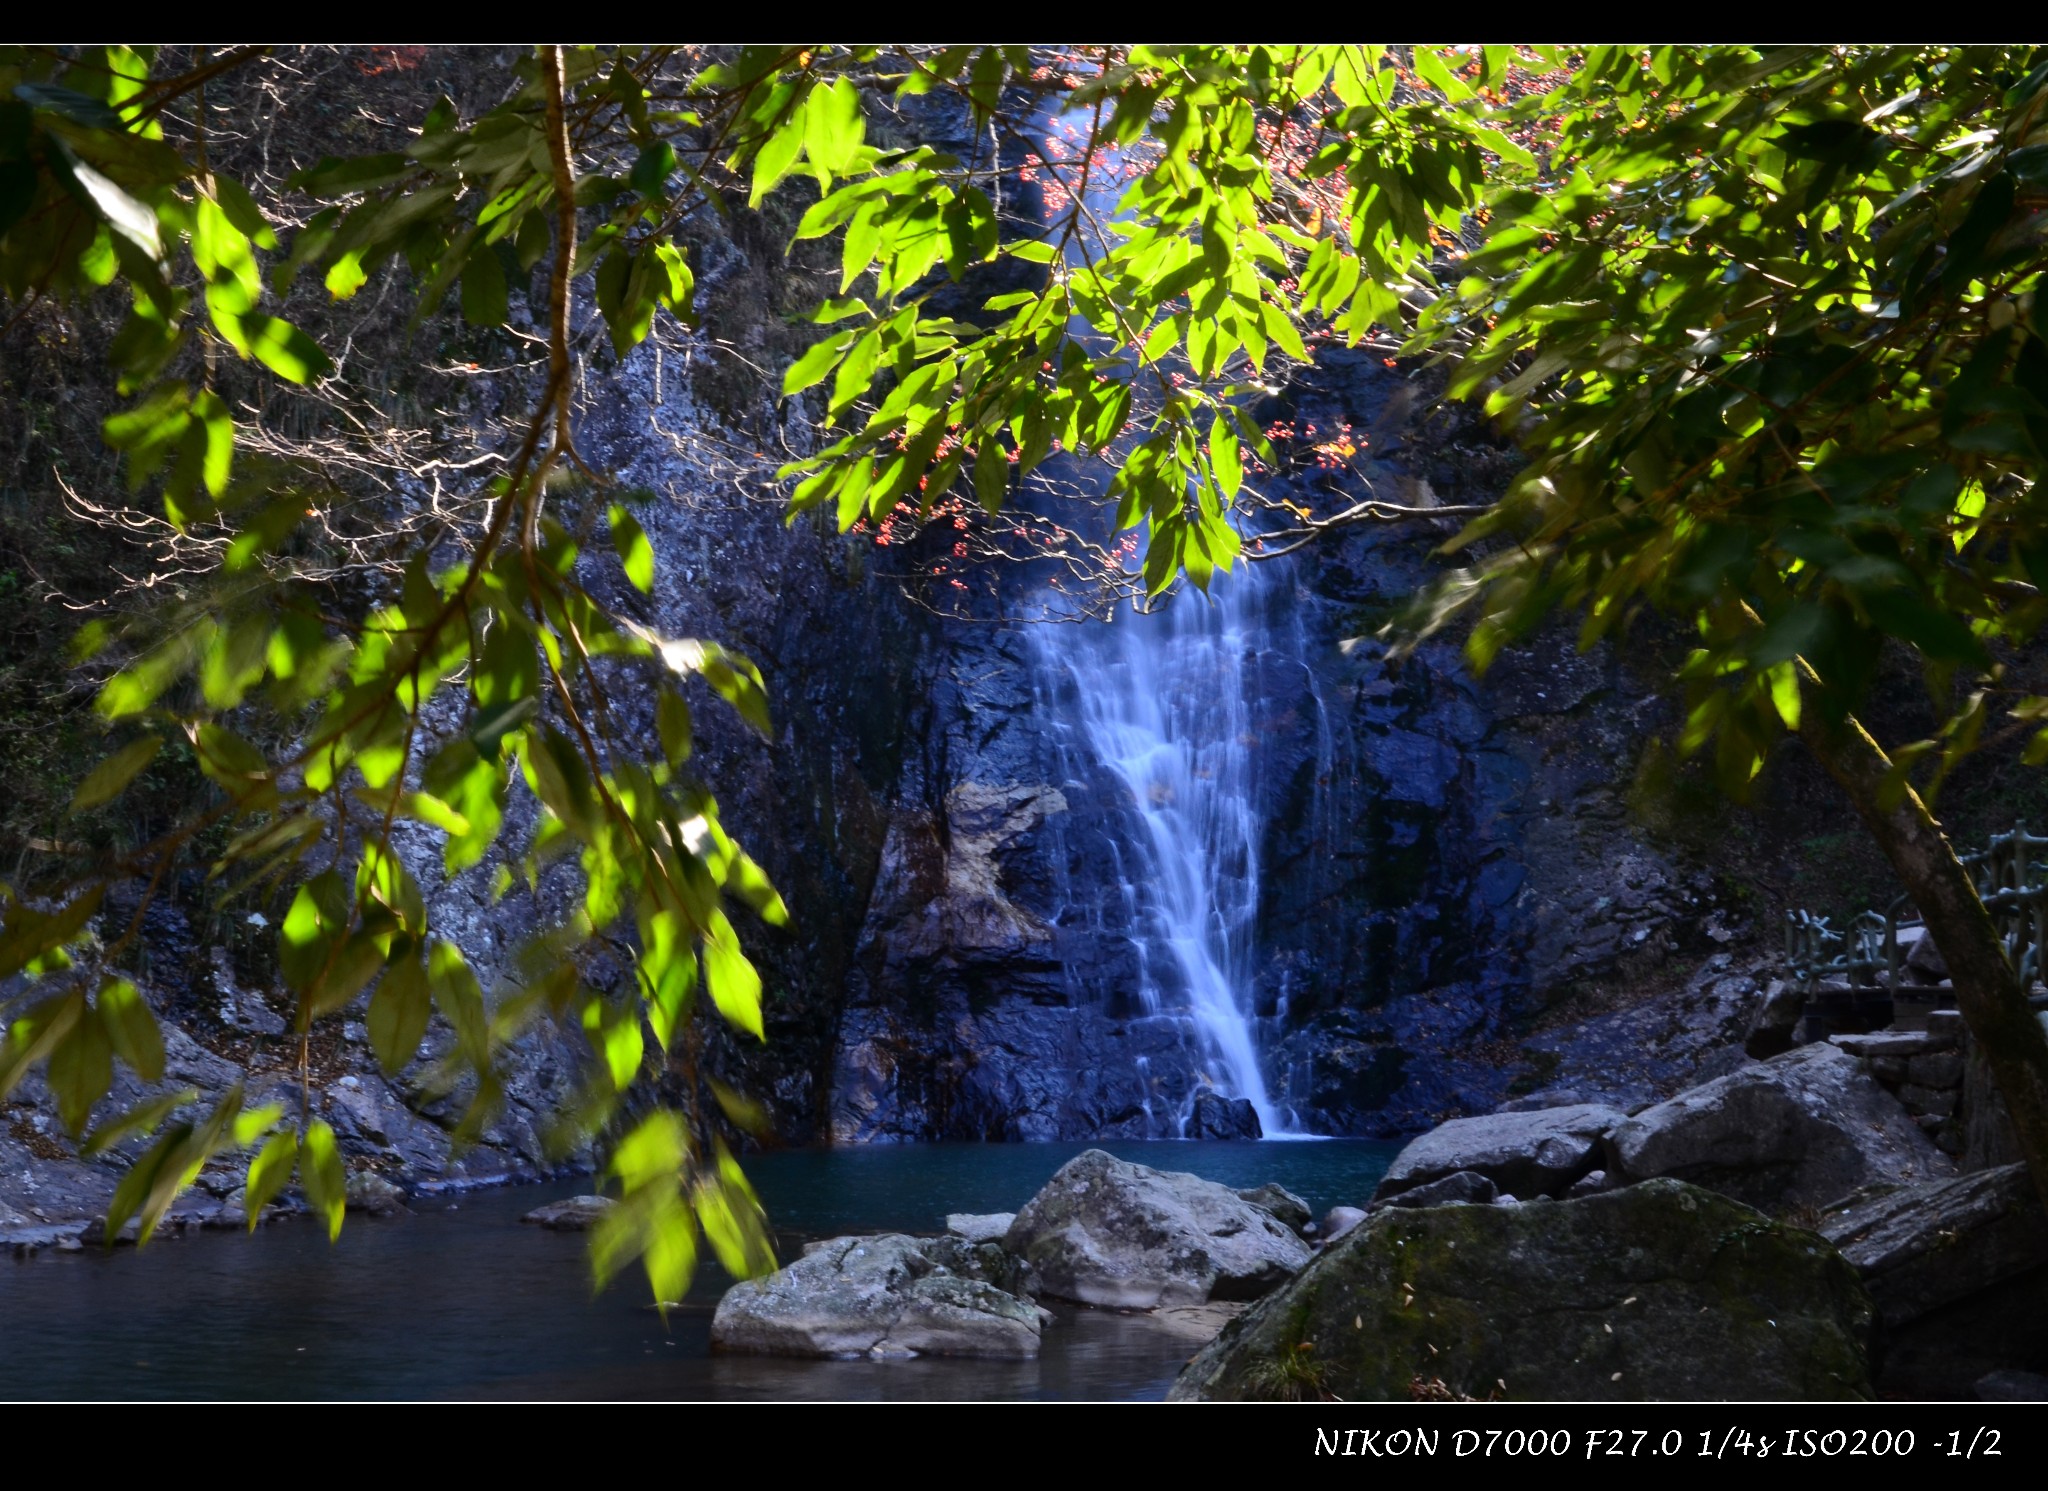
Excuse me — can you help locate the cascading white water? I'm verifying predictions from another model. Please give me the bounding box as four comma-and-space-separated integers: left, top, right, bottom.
1035, 566, 1286, 1136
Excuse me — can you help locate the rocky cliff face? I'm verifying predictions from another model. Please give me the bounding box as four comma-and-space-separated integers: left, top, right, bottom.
4, 69, 1787, 1223
819, 340, 1756, 1143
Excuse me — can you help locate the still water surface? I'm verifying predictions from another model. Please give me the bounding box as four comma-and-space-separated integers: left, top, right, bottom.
2, 1138, 1394, 1400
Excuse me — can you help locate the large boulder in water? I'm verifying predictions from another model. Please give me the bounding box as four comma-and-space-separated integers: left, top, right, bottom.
1169, 1179, 1877, 1401
1187, 1092, 1262, 1139
1371, 1103, 1624, 1203
1608, 1043, 1955, 1211
1004, 1149, 1311, 1308
712, 1233, 1041, 1359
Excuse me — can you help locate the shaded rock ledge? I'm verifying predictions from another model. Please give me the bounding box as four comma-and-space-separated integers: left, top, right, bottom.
1169, 1179, 1877, 1402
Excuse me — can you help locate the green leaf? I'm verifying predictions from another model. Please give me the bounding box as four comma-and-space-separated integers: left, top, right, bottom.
47, 1002, 112, 1137
232, 1102, 285, 1148
0, 993, 83, 1100
325, 250, 368, 299
974, 442, 1009, 513
238, 314, 332, 384
70, 734, 161, 812
303, 929, 386, 1023
301, 1120, 346, 1242
428, 938, 488, 1066
461, 243, 509, 326
783, 332, 853, 397
82, 1088, 199, 1157
656, 688, 692, 766
630, 139, 678, 199
750, 111, 806, 206
609, 504, 655, 593
1766, 661, 1802, 732
366, 949, 431, 1075
701, 910, 763, 1040
803, 77, 864, 176
1209, 416, 1242, 500
97, 976, 163, 1082
639, 632, 773, 738
470, 620, 540, 759
192, 388, 233, 497
243, 1129, 299, 1229
278, 869, 349, 993
104, 1122, 189, 1245
65, 156, 160, 258
583, 996, 645, 1093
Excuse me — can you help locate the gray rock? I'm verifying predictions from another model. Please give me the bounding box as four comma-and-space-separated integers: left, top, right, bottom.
1187, 1091, 1262, 1140
1169, 1179, 1876, 1402
1907, 1051, 1964, 1088
1565, 1169, 1616, 1198
199, 1185, 289, 1230
1235, 1183, 1312, 1234
1004, 1149, 1311, 1309
1976, 1369, 2048, 1401
1898, 1084, 1957, 1117
78, 1215, 141, 1246
1496, 1089, 1591, 1113
945, 1211, 1015, 1245
1832, 1031, 1950, 1059
1928, 1009, 1967, 1039
522, 1195, 615, 1231
2, 1221, 89, 1254
1372, 1103, 1624, 1203
1821, 1163, 2048, 1328
344, 1172, 408, 1216
711, 1233, 1040, 1358
1319, 1205, 1368, 1244
1608, 1043, 1954, 1212
1375, 1169, 1497, 1209
1907, 928, 1949, 980
1745, 980, 1806, 1059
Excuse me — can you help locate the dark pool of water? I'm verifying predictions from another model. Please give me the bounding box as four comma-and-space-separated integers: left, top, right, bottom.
1, 1138, 1394, 1401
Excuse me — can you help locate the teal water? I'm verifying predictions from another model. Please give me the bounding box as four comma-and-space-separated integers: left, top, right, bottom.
0, 1138, 1394, 1401
745, 1138, 1396, 1236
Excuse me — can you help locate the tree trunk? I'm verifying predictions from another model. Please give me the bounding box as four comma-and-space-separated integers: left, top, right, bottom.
1801, 709, 2048, 1214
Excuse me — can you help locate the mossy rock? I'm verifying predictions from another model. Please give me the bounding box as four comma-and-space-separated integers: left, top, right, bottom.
1168, 1179, 1875, 1402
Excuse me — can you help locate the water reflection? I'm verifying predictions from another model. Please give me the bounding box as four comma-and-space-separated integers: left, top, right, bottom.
2, 1139, 1393, 1400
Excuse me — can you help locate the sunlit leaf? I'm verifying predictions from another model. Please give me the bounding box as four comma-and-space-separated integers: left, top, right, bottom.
701, 910, 764, 1039
244, 1129, 299, 1231
301, 1119, 346, 1242
609, 504, 655, 593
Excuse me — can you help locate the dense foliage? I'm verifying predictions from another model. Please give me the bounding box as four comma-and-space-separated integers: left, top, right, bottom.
4, 44, 2047, 1294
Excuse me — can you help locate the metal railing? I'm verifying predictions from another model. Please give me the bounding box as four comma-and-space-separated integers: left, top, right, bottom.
1785, 821, 2048, 997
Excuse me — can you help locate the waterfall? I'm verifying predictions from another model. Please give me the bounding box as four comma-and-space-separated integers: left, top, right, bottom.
1031, 564, 1290, 1137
